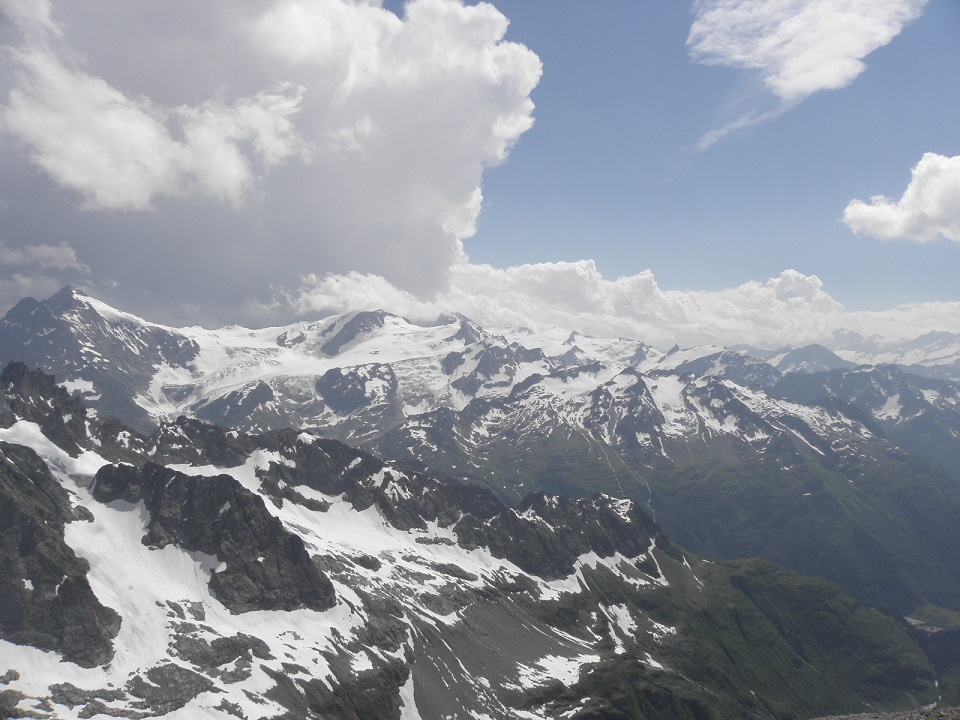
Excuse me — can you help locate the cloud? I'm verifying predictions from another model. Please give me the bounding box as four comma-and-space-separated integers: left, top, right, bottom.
0, 0, 541, 304
0, 240, 90, 273
0, 0, 59, 37
274, 262, 960, 349
843, 152, 960, 243
694, 106, 785, 152
0, 237, 92, 315
1, 25, 308, 210
0, 271, 66, 312
248, 0, 540, 239
688, 0, 927, 146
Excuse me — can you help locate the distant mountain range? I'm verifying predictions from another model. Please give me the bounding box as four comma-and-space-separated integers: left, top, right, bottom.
2, 286, 960, 714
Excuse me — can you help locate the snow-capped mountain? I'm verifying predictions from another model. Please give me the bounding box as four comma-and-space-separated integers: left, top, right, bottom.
736, 343, 856, 375
3, 287, 960, 621
826, 329, 960, 382
0, 363, 942, 718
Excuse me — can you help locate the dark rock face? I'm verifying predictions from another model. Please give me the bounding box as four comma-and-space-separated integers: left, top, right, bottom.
126, 663, 214, 715
0, 362, 90, 455
440, 351, 465, 375
171, 629, 271, 673
149, 416, 254, 467
92, 462, 336, 613
453, 493, 665, 580
264, 660, 409, 720
320, 310, 391, 356
0, 442, 120, 667
317, 368, 374, 414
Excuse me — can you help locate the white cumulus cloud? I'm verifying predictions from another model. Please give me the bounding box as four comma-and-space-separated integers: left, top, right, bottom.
843, 152, 960, 243
0, 0, 541, 301
248, 0, 540, 239
1, 27, 307, 210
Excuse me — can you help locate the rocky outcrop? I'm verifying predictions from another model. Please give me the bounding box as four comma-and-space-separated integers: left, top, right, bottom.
0, 442, 120, 667
92, 462, 336, 613
452, 493, 668, 579
0, 362, 89, 455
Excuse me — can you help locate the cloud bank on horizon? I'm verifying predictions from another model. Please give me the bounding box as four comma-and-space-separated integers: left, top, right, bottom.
277, 263, 960, 348
0, 0, 958, 350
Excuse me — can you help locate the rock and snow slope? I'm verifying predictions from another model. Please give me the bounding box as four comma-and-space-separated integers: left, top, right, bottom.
2, 287, 958, 447
0, 364, 941, 719
3, 287, 960, 619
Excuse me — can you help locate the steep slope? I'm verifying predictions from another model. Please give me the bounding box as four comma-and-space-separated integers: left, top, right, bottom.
0, 363, 940, 719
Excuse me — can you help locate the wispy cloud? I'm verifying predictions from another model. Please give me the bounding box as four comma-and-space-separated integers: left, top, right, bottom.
0, 239, 92, 314
688, 0, 928, 146
694, 106, 785, 151
844, 152, 960, 243
0, 241, 90, 273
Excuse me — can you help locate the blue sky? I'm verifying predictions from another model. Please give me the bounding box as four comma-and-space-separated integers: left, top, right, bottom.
471, 0, 960, 310
0, 0, 958, 346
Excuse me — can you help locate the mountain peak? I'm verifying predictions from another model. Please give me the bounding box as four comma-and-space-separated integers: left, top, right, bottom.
319, 309, 394, 356
45, 285, 84, 312
434, 311, 469, 326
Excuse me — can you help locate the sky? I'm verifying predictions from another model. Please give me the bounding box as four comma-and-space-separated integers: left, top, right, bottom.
0, 0, 958, 349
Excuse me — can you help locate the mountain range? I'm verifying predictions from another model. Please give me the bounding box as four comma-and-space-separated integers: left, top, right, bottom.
0, 361, 945, 719
2, 286, 960, 716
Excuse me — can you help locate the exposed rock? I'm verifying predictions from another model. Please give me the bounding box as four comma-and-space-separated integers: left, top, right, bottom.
813, 708, 960, 720
0, 442, 120, 667
91, 462, 336, 613
126, 664, 213, 714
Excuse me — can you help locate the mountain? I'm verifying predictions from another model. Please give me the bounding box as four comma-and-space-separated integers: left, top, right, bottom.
774, 364, 960, 482
0, 363, 942, 718
755, 343, 856, 375
3, 288, 960, 622
0, 286, 198, 433
826, 330, 960, 383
